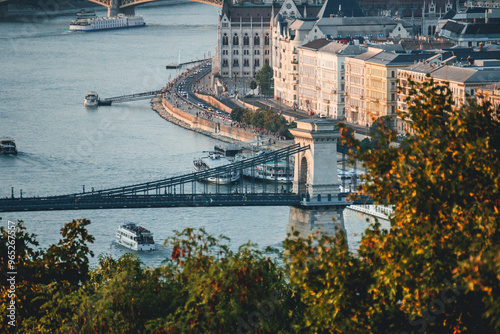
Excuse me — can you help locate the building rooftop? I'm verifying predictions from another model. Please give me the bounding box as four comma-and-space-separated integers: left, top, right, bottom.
317, 0, 365, 18
300, 38, 332, 51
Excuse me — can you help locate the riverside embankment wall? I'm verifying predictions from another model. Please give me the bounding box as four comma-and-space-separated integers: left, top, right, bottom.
194, 93, 232, 114
159, 96, 257, 142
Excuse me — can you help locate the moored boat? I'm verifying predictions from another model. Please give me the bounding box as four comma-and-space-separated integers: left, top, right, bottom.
84, 91, 99, 107
0, 138, 17, 155
115, 223, 155, 251
235, 152, 294, 183
193, 152, 240, 184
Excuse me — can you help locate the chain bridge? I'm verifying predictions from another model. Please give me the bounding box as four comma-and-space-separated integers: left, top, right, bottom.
1, 120, 372, 237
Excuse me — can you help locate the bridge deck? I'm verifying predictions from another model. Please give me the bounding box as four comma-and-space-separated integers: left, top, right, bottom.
1, 144, 371, 212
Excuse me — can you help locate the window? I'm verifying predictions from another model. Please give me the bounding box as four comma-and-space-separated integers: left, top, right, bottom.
243, 50, 249, 55
233, 50, 239, 55
391, 71, 395, 78
233, 34, 239, 46
222, 23, 228, 27
222, 50, 228, 55
243, 34, 249, 46
254, 34, 260, 46
265, 58, 269, 65
244, 59, 249, 67
391, 94, 395, 101
254, 59, 260, 67
222, 33, 228, 46
254, 50, 260, 55
264, 50, 269, 55
265, 33, 270, 45
233, 59, 239, 66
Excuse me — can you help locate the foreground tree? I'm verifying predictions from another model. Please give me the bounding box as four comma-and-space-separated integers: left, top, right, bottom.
1, 219, 94, 333
286, 79, 500, 333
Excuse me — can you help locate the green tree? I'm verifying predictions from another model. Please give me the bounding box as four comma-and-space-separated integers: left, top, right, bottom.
255, 63, 273, 95
1, 219, 94, 333
152, 228, 296, 333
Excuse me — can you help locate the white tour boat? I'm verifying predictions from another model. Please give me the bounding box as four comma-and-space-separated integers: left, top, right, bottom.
193, 152, 240, 184
338, 169, 365, 192
0, 138, 17, 155
84, 91, 99, 107
235, 152, 294, 183
115, 223, 155, 251
70, 11, 145, 32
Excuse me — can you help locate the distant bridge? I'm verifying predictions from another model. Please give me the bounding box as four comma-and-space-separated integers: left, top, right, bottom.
0, 143, 371, 212
0, 0, 224, 18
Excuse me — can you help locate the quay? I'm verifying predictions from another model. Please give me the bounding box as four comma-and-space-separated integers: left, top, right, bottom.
153, 60, 289, 147
348, 204, 393, 220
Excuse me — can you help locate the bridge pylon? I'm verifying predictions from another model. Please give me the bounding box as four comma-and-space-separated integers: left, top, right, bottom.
289, 119, 340, 199
287, 119, 344, 238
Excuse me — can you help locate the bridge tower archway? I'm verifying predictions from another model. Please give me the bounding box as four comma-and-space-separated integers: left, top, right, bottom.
289, 119, 340, 198
298, 156, 309, 195
288, 119, 344, 238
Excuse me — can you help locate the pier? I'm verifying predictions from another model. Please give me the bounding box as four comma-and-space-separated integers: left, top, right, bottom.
97, 90, 161, 106
166, 58, 211, 69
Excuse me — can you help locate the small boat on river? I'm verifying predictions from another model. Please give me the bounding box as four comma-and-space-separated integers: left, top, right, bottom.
0, 138, 17, 155
84, 91, 99, 107
115, 223, 155, 251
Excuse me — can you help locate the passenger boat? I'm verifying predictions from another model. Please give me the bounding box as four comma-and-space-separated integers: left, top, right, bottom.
193, 152, 240, 184
84, 91, 99, 107
115, 223, 155, 251
338, 169, 364, 192
235, 152, 294, 183
70, 11, 145, 32
0, 138, 17, 155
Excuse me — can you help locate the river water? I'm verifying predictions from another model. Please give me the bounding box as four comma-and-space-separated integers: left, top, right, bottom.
0, 2, 383, 267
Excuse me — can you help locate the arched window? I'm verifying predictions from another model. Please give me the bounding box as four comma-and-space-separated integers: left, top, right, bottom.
254, 33, 260, 46
428, 26, 432, 36
243, 34, 249, 46
264, 33, 270, 45
233, 33, 239, 46
222, 33, 228, 46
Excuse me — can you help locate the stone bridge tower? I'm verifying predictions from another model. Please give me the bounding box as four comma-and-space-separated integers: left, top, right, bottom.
287, 119, 345, 238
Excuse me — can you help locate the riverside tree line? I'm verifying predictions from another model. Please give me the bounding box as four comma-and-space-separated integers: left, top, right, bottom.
1, 81, 499, 333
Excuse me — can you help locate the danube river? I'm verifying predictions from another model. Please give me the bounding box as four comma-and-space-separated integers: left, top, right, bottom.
0, 1, 381, 267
